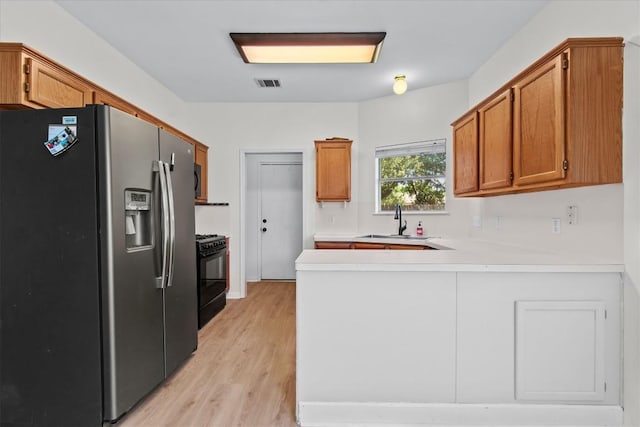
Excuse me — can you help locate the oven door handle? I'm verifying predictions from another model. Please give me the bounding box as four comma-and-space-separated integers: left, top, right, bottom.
154, 160, 170, 289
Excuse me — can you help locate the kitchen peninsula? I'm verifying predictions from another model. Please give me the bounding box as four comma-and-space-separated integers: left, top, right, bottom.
295, 238, 623, 426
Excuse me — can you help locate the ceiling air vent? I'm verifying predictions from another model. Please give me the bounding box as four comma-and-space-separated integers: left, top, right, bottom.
255, 78, 281, 88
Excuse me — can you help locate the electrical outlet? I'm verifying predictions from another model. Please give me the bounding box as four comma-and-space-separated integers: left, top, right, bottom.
472, 215, 482, 228
552, 218, 561, 234
567, 205, 578, 225
329, 215, 335, 225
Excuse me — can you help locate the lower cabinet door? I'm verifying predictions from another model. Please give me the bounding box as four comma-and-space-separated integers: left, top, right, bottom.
515, 300, 606, 402
456, 272, 619, 405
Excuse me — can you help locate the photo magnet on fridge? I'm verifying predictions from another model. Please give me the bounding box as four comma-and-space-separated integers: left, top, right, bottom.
44, 125, 78, 156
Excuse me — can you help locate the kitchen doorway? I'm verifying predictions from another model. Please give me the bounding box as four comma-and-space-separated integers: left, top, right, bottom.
240, 151, 308, 297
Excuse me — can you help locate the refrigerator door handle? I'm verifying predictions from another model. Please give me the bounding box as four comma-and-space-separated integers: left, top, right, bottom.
155, 160, 170, 289
164, 161, 176, 287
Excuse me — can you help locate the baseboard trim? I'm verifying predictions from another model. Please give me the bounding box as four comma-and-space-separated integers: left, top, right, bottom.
226, 291, 242, 299
297, 401, 623, 426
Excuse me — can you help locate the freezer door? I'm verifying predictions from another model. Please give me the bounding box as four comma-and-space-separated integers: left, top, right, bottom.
159, 129, 198, 376
0, 107, 103, 427
97, 107, 165, 421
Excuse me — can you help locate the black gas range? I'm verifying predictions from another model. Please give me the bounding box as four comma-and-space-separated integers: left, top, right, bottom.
196, 234, 226, 256
195, 234, 227, 328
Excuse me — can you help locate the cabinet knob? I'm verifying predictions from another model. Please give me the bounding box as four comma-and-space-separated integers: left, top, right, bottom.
262, 227, 267, 232
262, 219, 267, 223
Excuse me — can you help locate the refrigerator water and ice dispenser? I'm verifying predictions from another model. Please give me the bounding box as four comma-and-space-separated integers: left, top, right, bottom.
125, 189, 152, 249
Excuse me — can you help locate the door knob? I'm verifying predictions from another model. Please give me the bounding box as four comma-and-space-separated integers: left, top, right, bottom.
262, 227, 267, 232
262, 219, 267, 223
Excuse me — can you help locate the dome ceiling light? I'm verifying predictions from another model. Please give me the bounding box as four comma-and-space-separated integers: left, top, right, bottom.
393, 75, 407, 95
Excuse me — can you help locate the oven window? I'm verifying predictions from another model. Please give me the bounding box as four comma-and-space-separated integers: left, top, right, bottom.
198, 251, 226, 306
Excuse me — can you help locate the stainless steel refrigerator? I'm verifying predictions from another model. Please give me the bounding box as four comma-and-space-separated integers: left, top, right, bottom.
0, 105, 197, 426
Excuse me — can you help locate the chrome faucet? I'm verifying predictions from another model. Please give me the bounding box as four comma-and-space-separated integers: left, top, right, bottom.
394, 204, 407, 236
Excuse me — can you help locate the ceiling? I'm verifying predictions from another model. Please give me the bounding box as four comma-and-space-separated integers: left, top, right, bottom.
55, 0, 549, 103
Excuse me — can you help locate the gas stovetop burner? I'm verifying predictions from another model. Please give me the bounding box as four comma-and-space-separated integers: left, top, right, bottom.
195, 234, 226, 256
196, 234, 218, 241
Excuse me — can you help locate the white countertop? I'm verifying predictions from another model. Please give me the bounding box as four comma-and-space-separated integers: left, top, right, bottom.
296, 234, 624, 273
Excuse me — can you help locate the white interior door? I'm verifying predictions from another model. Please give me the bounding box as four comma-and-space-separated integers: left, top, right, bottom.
259, 163, 303, 279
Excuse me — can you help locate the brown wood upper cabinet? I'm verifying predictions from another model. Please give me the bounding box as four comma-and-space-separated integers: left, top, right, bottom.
0, 44, 92, 109
513, 54, 566, 187
25, 57, 94, 108
452, 112, 479, 195
0, 42, 210, 202
315, 138, 352, 202
194, 143, 209, 204
479, 88, 513, 191
451, 37, 623, 197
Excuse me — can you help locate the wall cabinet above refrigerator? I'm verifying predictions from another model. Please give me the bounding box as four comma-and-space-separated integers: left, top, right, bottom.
0, 42, 209, 202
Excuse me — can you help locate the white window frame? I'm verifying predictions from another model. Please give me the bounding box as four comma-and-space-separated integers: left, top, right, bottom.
375, 138, 447, 214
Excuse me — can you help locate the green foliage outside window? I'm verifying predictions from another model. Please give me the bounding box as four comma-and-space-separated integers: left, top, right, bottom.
379, 152, 446, 211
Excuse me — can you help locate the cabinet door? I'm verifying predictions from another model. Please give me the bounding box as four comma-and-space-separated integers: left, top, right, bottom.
352, 242, 385, 250
314, 242, 352, 249
0, 49, 24, 106
452, 112, 478, 195
457, 272, 619, 405
515, 300, 605, 402
513, 54, 566, 186
479, 89, 513, 190
25, 57, 93, 108
387, 244, 426, 250
315, 140, 351, 201
195, 143, 208, 203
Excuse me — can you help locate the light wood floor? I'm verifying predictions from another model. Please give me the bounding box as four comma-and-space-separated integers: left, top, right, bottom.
118, 281, 297, 427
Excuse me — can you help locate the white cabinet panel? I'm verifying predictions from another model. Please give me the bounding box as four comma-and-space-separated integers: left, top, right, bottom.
515, 301, 605, 401
455, 280, 516, 402
297, 271, 457, 403
456, 272, 621, 405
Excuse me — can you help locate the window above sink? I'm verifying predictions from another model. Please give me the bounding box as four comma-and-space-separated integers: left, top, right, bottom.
375, 139, 447, 214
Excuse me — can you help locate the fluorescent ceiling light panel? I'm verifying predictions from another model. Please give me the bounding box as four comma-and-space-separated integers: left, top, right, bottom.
230, 32, 386, 64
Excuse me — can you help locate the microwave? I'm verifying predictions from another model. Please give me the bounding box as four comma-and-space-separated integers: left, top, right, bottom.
194, 163, 202, 198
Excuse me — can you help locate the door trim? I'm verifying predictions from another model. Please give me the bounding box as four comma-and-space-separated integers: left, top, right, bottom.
239, 149, 311, 298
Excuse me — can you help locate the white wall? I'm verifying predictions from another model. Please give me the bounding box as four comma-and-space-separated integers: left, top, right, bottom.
357, 81, 470, 238
0, 0, 190, 132
466, 0, 637, 259
181, 102, 359, 297
468, 1, 639, 106
0, 0, 359, 297
624, 35, 640, 427
465, 0, 640, 424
